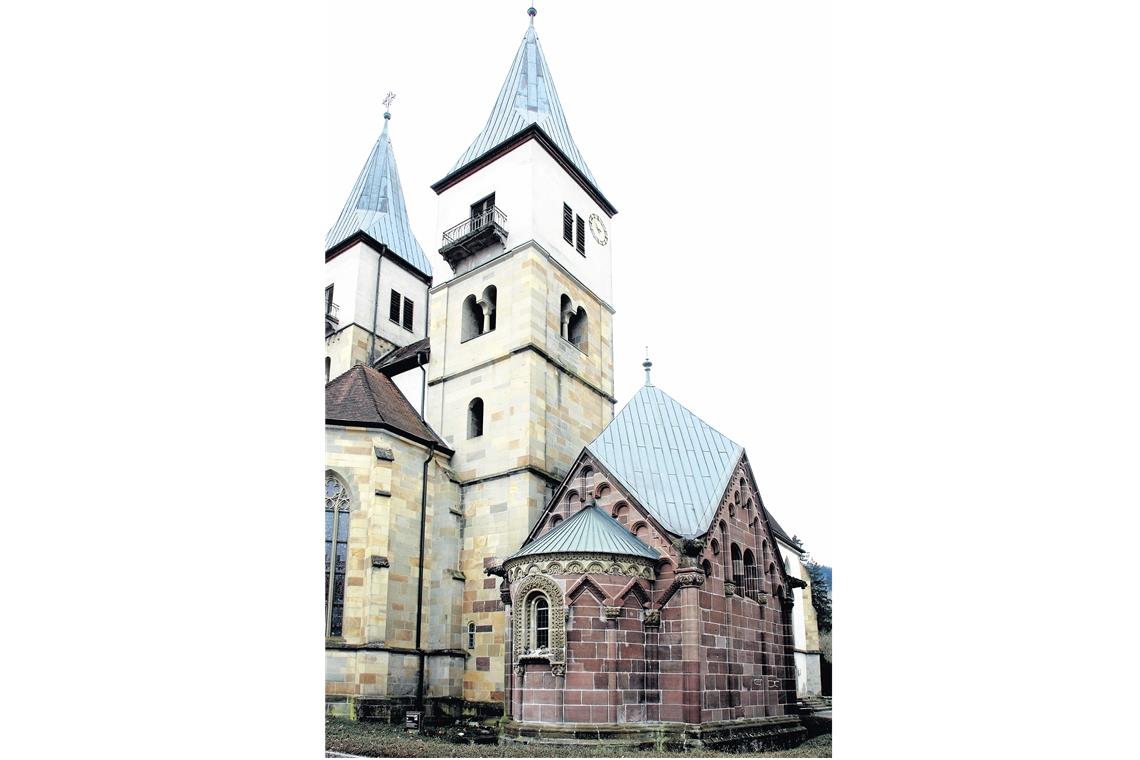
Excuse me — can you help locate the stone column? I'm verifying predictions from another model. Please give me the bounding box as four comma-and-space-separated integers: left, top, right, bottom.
605, 604, 621, 723
479, 299, 494, 334
674, 569, 706, 726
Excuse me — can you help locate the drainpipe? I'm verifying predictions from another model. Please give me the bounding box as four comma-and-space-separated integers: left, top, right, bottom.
414, 440, 436, 713
369, 252, 384, 363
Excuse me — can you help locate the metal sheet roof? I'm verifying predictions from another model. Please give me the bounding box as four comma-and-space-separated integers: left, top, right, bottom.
450, 22, 599, 190
586, 386, 743, 540
508, 504, 660, 562
326, 119, 432, 278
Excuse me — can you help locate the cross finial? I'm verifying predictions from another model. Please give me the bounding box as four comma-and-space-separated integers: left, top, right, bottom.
382, 91, 396, 120
643, 347, 653, 387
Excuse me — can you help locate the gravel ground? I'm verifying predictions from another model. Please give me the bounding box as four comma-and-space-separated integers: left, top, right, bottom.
326, 718, 832, 758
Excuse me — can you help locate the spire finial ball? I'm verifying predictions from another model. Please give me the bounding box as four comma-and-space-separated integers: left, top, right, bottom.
383, 111, 390, 121
528, 7, 536, 18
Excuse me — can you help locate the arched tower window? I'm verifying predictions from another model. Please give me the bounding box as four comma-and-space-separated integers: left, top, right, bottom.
462, 294, 482, 342
467, 621, 476, 649
529, 594, 550, 651
568, 306, 588, 352
480, 285, 497, 333
468, 397, 484, 439
559, 294, 573, 340
324, 474, 351, 637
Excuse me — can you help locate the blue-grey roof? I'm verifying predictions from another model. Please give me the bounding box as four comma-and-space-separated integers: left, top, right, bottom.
508, 504, 660, 563
326, 118, 432, 278
586, 386, 743, 540
450, 22, 599, 190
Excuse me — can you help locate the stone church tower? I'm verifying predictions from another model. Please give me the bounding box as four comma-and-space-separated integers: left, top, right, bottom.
424, 12, 618, 707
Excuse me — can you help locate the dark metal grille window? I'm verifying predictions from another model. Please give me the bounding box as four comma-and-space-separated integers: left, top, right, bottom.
731, 544, 744, 589
402, 298, 414, 331
532, 596, 549, 649
467, 621, 476, 649
563, 203, 573, 243
575, 215, 585, 255
743, 550, 761, 600
389, 290, 402, 322
325, 475, 351, 637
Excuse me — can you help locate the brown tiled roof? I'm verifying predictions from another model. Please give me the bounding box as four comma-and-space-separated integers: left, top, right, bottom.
326, 363, 451, 452
374, 337, 430, 375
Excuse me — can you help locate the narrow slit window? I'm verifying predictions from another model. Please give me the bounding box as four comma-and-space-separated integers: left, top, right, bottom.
468, 397, 484, 439
532, 596, 549, 650
467, 621, 476, 649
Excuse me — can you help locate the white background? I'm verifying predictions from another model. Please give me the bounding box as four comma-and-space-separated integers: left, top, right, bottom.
3, 1, 1138, 758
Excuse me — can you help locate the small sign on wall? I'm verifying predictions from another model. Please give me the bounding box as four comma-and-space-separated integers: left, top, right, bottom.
405, 711, 421, 730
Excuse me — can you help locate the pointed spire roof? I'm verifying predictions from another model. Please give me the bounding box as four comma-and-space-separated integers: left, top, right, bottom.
586, 386, 743, 539
507, 503, 661, 563
448, 21, 600, 193
326, 117, 432, 278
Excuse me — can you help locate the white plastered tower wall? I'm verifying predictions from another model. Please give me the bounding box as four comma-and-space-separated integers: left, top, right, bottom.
325, 240, 430, 381
425, 138, 616, 706
776, 536, 823, 697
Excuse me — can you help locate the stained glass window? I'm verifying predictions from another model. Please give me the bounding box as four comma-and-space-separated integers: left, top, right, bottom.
325, 475, 351, 637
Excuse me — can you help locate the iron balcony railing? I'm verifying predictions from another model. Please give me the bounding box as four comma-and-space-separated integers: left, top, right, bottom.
441, 206, 509, 250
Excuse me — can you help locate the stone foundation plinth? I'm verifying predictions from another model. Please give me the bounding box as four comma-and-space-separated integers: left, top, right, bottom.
500, 716, 806, 752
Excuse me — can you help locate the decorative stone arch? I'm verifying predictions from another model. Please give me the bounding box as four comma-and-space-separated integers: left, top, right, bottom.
566, 575, 607, 605
513, 574, 565, 663
612, 501, 630, 523
616, 577, 651, 608
479, 285, 498, 333
548, 514, 563, 530
461, 294, 482, 341
324, 468, 359, 511
593, 481, 611, 499
631, 521, 650, 541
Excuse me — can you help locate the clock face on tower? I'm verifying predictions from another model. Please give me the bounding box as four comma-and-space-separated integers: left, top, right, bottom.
588, 213, 608, 245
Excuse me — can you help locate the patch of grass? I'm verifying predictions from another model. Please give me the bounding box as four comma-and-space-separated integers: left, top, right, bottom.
325, 718, 831, 758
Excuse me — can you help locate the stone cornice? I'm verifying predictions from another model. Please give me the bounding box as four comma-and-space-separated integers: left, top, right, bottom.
503, 552, 656, 582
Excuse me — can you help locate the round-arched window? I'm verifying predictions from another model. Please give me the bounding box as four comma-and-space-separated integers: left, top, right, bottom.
530, 594, 550, 650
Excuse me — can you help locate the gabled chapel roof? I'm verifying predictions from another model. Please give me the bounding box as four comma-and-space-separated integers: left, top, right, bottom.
585, 385, 743, 540
507, 503, 660, 563
326, 117, 432, 279
326, 363, 451, 452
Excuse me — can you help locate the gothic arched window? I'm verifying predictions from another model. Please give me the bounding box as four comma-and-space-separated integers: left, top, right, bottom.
324, 474, 351, 637
468, 397, 484, 439
467, 621, 476, 650
731, 543, 744, 590
743, 548, 759, 601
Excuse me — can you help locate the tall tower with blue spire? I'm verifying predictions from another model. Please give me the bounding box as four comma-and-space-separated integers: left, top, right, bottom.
325, 101, 432, 382
423, 7, 619, 708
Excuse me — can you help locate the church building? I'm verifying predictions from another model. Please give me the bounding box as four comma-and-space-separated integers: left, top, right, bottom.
325, 8, 822, 747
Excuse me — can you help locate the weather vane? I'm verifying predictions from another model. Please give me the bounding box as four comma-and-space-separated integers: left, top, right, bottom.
382, 91, 396, 119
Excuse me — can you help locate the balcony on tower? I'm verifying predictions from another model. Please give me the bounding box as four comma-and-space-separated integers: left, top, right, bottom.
439, 193, 508, 269
325, 297, 340, 337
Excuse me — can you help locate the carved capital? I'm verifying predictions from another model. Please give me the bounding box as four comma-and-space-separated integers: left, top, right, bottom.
676, 571, 705, 588
603, 606, 622, 619
643, 609, 661, 627
499, 579, 512, 606
514, 663, 525, 676
724, 581, 737, 597
550, 663, 565, 677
